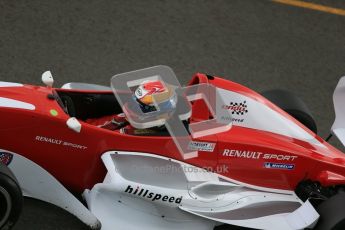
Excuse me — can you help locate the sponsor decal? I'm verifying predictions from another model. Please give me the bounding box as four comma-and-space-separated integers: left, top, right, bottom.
264, 162, 295, 170
0, 152, 13, 165
262, 153, 297, 161
50, 109, 58, 117
35, 136, 88, 150
133, 129, 159, 135
222, 149, 297, 161
188, 141, 216, 152
223, 101, 248, 115
136, 88, 143, 97
223, 149, 262, 159
125, 185, 182, 204
221, 116, 244, 123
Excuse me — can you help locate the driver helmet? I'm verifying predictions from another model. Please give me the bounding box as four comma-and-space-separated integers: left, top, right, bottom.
134, 80, 177, 114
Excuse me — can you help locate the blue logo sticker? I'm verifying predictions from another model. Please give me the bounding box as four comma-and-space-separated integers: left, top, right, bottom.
264, 162, 294, 170
0, 152, 13, 166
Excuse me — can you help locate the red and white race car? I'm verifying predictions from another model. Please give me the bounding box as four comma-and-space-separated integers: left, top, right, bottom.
1, 66, 345, 230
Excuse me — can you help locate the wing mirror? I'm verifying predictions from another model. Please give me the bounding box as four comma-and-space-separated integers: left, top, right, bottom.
67, 117, 82, 133
42, 71, 54, 87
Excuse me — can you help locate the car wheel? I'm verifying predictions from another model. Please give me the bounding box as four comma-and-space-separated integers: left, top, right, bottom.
261, 89, 317, 134
0, 163, 23, 230
314, 190, 345, 230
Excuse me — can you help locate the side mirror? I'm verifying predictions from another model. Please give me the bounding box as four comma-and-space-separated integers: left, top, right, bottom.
331, 76, 345, 147
67, 117, 82, 133
42, 71, 54, 87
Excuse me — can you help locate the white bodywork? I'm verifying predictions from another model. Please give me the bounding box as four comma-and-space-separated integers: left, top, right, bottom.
332, 76, 345, 147
0, 97, 35, 110
0, 82, 23, 87
0, 81, 34, 110
1, 149, 101, 229
84, 151, 319, 230
217, 88, 321, 146
62, 82, 111, 91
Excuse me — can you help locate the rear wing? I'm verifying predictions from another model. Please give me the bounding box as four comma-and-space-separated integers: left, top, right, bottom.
331, 76, 345, 147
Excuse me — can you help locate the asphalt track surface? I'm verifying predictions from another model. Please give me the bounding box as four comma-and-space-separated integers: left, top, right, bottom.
0, 0, 345, 229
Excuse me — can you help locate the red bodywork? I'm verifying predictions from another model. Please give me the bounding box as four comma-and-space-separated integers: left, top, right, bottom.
1, 74, 345, 194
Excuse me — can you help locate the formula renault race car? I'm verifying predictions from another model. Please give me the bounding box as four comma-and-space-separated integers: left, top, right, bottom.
1, 66, 345, 230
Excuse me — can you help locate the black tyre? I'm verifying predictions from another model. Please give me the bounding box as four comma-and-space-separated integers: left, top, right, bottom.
262, 89, 317, 134
314, 190, 345, 230
0, 163, 23, 230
